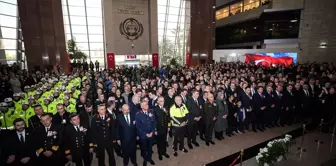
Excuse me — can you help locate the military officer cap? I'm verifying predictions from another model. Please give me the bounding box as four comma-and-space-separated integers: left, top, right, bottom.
37, 88, 42, 91
31, 85, 36, 88
28, 96, 35, 100
0, 102, 8, 107
4, 98, 13, 103
22, 101, 29, 105
44, 97, 51, 101
53, 90, 60, 94
69, 112, 79, 119
42, 86, 47, 89
24, 86, 30, 89
33, 104, 42, 108
63, 96, 69, 100
35, 92, 41, 95
13, 93, 20, 97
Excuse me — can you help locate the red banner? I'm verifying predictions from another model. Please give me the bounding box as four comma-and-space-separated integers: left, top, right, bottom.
107, 53, 115, 69
245, 54, 293, 67
186, 52, 191, 67
152, 53, 159, 68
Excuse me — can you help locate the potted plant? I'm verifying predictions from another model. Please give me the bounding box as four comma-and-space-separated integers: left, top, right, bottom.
256, 134, 292, 166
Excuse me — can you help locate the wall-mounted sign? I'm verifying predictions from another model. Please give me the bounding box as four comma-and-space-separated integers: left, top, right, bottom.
118, 6, 144, 15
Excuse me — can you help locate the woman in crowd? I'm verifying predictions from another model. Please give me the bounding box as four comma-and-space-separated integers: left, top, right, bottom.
214, 91, 228, 140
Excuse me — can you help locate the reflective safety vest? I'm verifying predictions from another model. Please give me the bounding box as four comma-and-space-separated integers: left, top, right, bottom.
0, 107, 16, 130
169, 104, 189, 127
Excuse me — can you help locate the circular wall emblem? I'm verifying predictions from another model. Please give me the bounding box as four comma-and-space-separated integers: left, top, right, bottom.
119, 18, 143, 41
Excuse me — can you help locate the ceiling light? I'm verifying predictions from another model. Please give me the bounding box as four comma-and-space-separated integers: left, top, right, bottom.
291, 20, 298, 22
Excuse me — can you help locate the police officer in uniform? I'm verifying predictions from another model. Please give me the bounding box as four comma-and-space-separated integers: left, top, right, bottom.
135, 100, 156, 166
64, 113, 94, 166
34, 113, 62, 166
203, 93, 218, 146
153, 96, 170, 160
169, 96, 188, 157
91, 103, 117, 166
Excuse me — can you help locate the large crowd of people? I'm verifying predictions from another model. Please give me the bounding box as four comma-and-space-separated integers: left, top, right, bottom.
0, 62, 336, 166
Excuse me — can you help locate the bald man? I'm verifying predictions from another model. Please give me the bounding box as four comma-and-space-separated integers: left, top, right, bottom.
117, 104, 138, 166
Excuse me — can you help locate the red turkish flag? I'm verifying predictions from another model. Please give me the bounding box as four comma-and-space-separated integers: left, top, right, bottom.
107, 53, 115, 69
245, 54, 293, 67
186, 52, 191, 67
152, 53, 159, 68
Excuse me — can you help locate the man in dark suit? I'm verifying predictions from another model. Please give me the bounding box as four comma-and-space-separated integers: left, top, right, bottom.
34, 113, 63, 166
148, 90, 158, 109
264, 86, 276, 128
252, 86, 266, 132
64, 113, 93, 166
203, 93, 218, 146
91, 103, 117, 166
180, 89, 188, 105
198, 91, 208, 140
273, 85, 283, 127
28, 105, 44, 131
239, 87, 252, 130
281, 84, 295, 126
186, 90, 201, 149
52, 103, 70, 127
154, 97, 170, 160
5, 118, 35, 166
117, 104, 138, 166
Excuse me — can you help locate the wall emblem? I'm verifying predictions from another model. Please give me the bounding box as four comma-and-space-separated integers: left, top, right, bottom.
119, 18, 143, 41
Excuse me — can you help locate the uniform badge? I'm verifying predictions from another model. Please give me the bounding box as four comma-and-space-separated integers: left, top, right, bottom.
133, 121, 136, 125
213, 103, 216, 106
148, 113, 153, 117
62, 119, 66, 124
200, 105, 202, 109
106, 118, 111, 122
120, 99, 123, 102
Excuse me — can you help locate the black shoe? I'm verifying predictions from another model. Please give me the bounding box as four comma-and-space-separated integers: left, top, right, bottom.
262, 127, 266, 131
192, 141, 200, 147
274, 123, 280, 127
220, 136, 225, 140
216, 137, 222, 141
181, 148, 188, 153
149, 160, 155, 165
210, 140, 215, 145
143, 161, 147, 166
226, 133, 232, 137
188, 144, 193, 149
258, 128, 264, 132
206, 142, 209, 146
133, 164, 138, 166
252, 128, 257, 132
164, 153, 170, 158
173, 152, 178, 157
159, 155, 162, 160
200, 136, 205, 141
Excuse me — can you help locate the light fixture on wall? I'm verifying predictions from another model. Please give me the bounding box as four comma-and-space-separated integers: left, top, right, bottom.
192, 53, 199, 56
229, 53, 237, 57
320, 42, 327, 48
290, 19, 298, 22
200, 53, 207, 56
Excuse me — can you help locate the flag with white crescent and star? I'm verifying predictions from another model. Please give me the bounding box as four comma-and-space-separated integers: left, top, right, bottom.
107, 53, 115, 69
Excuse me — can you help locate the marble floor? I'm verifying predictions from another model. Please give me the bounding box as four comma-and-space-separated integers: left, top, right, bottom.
235, 128, 336, 166
88, 125, 301, 166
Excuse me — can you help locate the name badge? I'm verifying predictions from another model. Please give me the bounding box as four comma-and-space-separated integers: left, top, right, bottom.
200, 105, 202, 109
133, 121, 136, 125
62, 119, 66, 124
79, 126, 84, 132
149, 113, 153, 117
47, 131, 53, 137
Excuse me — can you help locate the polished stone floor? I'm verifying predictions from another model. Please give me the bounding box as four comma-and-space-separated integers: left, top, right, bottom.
236, 128, 336, 166
87, 125, 301, 166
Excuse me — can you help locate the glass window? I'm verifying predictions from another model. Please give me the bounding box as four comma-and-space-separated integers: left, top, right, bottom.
158, 29, 164, 36
244, 0, 260, 11
0, 27, 17, 39
216, 7, 229, 20
76, 42, 89, 50
64, 24, 71, 34
68, 0, 84, 6
88, 26, 102, 34
89, 43, 103, 50
157, 5, 166, 14
86, 0, 102, 8
230, 2, 243, 15
158, 14, 166, 21
0, 2, 17, 16
170, 0, 182, 7
1, 0, 17, 5
168, 7, 180, 15
168, 15, 179, 22
62, 5, 68, 15
86, 7, 102, 17
65, 33, 72, 41
71, 25, 87, 34
68, 6, 85, 16
70, 16, 87, 25
72, 34, 88, 42
87, 17, 102, 26
90, 51, 104, 57
0, 15, 17, 27
81, 50, 90, 57
89, 35, 103, 42
0, 39, 16, 49
167, 22, 178, 29
158, 0, 167, 6
5, 50, 16, 60
63, 16, 69, 24
61, 0, 67, 6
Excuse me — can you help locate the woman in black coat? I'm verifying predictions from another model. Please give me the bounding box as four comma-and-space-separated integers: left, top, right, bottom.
226, 95, 238, 136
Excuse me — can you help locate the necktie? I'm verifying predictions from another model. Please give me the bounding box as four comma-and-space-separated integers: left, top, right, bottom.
126, 115, 130, 125
101, 116, 104, 120
76, 126, 79, 132
195, 100, 198, 106
20, 134, 24, 143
